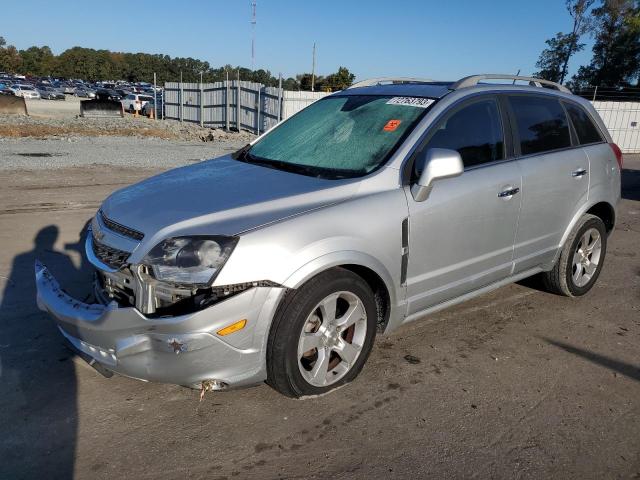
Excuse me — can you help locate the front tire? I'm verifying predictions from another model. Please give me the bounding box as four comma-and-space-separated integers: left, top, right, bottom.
542, 214, 607, 297
266, 268, 377, 398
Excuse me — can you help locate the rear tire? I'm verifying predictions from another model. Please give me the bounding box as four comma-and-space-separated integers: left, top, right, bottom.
542, 214, 607, 297
266, 268, 377, 398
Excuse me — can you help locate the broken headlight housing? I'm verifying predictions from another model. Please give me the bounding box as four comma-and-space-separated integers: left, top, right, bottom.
142, 236, 238, 286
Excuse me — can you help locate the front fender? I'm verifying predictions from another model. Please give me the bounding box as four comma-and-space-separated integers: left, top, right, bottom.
283, 250, 404, 334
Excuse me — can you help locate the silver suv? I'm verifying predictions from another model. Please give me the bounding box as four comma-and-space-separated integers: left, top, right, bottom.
35, 74, 622, 397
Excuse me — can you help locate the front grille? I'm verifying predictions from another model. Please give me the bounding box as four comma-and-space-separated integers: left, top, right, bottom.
100, 210, 144, 241
92, 239, 130, 269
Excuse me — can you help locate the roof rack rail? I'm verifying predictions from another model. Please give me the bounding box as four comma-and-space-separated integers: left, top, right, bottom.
451, 74, 571, 93
347, 77, 435, 89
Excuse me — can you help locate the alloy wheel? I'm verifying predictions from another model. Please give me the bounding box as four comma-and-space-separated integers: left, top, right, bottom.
571, 227, 602, 287
297, 291, 367, 387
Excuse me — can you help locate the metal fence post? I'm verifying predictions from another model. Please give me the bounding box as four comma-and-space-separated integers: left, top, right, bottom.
256, 85, 261, 135
592, 86, 598, 102
200, 71, 204, 127
153, 72, 157, 121
236, 70, 241, 132
277, 73, 283, 123
179, 71, 183, 123
225, 71, 230, 132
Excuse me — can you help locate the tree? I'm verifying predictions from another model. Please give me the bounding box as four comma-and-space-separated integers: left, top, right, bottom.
19, 46, 54, 76
282, 77, 299, 90
0, 44, 22, 73
534, 0, 595, 83
571, 0, 640, 87
324, 66, 356, 90
535, 33, 583, 83
0, 35, 357, 90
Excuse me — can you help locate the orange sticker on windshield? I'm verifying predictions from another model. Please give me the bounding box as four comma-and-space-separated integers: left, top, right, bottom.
383, 119, 401, 132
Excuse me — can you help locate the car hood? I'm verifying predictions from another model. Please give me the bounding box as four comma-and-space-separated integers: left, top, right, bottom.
101, 156, 361, 243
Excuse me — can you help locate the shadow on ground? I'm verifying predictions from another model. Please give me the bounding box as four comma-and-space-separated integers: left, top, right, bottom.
544, 337, 640, 382
622, 167, 640, 201
0, 223, 91, 479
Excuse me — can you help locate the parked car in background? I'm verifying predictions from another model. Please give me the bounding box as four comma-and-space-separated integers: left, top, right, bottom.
0, 86, 14, 96
75, 87, 96, 98
96, 88, 123, 101
141, 98, 157, 117
35, 74, 622, 398
9, 84, 41, 99
37, 85, 66, 100
60, 83, 76, 95
122, 93, 154, 113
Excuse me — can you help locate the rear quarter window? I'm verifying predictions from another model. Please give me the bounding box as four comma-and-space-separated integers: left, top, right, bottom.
509, 95, 571, 156
564, 103, 603, 145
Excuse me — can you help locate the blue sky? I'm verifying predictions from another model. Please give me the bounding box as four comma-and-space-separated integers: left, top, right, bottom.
2, 0, 594, 80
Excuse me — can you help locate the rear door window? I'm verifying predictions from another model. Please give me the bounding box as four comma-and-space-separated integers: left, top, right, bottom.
564, 103, 603, 145
421, 98, 505, 168
509, 96, 571, 155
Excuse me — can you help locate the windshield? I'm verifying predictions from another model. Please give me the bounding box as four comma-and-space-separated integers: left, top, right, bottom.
243, 95, 433, 179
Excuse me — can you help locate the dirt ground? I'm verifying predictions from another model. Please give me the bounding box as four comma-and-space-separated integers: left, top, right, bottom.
0, 155, 639, 480
1, 97, 255, 142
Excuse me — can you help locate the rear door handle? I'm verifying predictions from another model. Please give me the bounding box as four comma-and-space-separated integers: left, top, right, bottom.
498, 187, 520, 198
572, 168, 588, 178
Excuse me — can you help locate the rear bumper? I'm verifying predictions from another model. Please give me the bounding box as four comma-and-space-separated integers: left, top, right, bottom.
35, 260, 284, 389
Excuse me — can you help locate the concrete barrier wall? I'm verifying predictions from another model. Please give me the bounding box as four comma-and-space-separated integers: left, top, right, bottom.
0, 95, 28, 115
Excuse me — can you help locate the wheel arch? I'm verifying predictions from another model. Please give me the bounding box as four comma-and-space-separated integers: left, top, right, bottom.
586, 201, 615, 233
282, 252, 399, 333
551, 200, 616, 268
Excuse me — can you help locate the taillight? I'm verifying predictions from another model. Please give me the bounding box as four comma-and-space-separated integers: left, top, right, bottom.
609, 143, 623, 169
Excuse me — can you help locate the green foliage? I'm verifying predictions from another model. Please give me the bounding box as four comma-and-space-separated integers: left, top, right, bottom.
533, 0, 595, 84
324, 67, 356, 91
19, 46, 54, 76
0, 44, 22, 73
535, 33, 584, 83
570, 0, 640, 88
294, 66, 355, 92
0, 36, 355, 90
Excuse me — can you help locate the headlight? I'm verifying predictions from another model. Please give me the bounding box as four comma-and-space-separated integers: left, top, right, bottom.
142, 236, 238, 285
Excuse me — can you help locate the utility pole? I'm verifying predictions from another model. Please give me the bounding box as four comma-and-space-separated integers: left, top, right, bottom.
251, 1, 257, 70
311, 42, 316, 92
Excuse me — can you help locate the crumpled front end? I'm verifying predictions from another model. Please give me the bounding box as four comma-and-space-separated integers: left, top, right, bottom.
34, 211, 286, 389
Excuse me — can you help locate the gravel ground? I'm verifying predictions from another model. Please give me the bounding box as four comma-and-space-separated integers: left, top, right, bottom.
2, 98, 256, 143
0, 135, 249, 170
0, 149, 638, 478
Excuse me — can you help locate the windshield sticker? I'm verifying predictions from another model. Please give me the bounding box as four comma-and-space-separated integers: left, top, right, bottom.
383, 119, 402, 132
386, 97, 435, 108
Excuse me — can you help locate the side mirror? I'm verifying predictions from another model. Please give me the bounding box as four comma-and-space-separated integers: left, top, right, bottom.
411, 148, 464, 202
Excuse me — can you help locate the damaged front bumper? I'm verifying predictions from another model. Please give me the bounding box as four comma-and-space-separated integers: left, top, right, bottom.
35, 260, 285, 389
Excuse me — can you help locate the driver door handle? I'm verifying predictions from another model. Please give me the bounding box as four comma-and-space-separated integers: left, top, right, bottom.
498, 187, 520, 198
572, 168, 588, 178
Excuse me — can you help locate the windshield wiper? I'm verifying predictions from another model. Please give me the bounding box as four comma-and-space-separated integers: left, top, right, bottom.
244, 154, 321, 177
235, 149, 364, 180
231, 143, 251, 161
